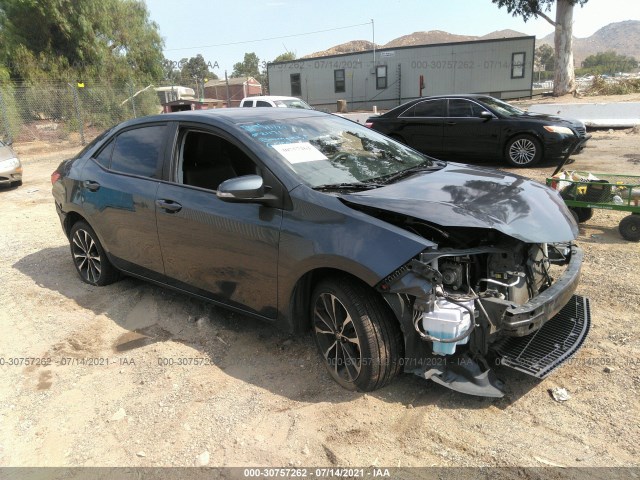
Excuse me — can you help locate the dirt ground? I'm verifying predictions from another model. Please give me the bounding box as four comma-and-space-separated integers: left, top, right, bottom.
1, 122, 639, 470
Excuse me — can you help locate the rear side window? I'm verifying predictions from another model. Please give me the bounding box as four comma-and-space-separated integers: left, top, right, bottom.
110, 125, 166, 178
242, 101, 253, 107
256, 101, 272, 107
401, 99, 446, 118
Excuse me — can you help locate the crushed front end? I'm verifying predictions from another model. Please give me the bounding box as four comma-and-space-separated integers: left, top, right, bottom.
378, 232, 590, 398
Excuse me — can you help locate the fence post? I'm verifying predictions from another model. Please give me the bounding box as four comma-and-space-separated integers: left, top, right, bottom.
0, 88, 12, 144
128, 83, 137, 118
68, 83, 85, 145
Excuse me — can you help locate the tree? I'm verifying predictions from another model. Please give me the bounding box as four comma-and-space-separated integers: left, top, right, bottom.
0, 0, 164, 85
582, 51, 638, 74
231, 52, 261, 78
535, 44, 555, 71
492, 0, 589, 96
273, 52, 297, 63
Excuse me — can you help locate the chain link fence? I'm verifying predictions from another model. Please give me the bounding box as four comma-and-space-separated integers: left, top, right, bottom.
0, 81, 162, 149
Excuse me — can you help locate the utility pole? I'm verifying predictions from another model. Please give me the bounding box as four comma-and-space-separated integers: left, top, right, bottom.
371, 19, 375, 66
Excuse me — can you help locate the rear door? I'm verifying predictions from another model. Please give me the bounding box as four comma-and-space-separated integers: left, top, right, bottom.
155, 125, 283, 318
81, 123, 168, 277
395, 99, 445, 157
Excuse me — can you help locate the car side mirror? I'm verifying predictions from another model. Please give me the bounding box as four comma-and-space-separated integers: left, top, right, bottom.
479, 111, 494, 121
217, 175, 265, 200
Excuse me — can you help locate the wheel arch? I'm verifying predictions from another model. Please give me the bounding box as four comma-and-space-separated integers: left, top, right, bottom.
286, 267, 398, 335
503, 130, 545, 158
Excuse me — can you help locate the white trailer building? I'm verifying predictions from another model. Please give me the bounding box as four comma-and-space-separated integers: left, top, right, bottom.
267, 36, 535, 112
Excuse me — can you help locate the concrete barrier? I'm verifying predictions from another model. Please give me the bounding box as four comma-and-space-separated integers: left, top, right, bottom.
528, 102, 640, 128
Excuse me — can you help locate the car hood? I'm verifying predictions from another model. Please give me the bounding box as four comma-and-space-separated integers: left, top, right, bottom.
340, 163, 578, 243
0, 145, 16, 162
518, 112, 582, 128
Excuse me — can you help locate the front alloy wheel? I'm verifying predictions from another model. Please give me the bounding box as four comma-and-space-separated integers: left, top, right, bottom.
311, 277, 402, 391
506, 135, 542, 167
69, 221, 119, 286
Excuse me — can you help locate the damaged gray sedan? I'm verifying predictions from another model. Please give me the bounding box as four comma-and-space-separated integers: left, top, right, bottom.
52, 109, 590, 397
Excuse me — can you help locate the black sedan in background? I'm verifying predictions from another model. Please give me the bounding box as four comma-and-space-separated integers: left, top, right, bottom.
52, 108, 589, 397
365, 94, 590, 167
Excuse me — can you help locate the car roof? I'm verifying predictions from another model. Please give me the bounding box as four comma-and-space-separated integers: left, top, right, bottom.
116, 107, 328, 130
379, 94, 493, 117
242, 95, 304, 102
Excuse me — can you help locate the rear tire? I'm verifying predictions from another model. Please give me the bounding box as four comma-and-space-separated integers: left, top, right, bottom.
311, 276, 403, 391
505, 134, 542, 167
619, 214, 640, 242
69, 221, 120, 285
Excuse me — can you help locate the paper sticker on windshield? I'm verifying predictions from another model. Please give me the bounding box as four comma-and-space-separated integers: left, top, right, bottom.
272, 142, 327, 164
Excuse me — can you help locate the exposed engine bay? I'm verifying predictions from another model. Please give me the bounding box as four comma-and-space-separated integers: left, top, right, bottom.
371, 211, 590, 398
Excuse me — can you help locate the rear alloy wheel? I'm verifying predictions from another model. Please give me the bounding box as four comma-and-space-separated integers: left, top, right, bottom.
619, 214, 640, 242
505, 135, 542, 167
69, 221, 119, 285
311, 277, 403, 391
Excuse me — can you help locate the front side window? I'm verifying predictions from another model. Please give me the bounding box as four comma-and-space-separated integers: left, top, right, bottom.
376, 65, 387, 89
334, 69, 345, 93
110, 125, 166, 178
290, 73, 301, 96
179, 130, 257, 191
511, 52, 526, 79
448, 99, 484, 118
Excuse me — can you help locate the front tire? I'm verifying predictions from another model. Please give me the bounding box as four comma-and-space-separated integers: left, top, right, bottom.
69, 221, 119, 286
311, 277, 403, 391
505, 134, 542, 167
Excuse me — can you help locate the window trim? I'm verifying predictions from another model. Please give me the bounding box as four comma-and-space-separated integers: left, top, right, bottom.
334, 69, 345, 93
511, 52, 526, 79
376, 65, 387, 90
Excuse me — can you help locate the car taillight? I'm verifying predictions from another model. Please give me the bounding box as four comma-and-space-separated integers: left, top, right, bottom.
364, 122, 373, 128
51, 171, 61, 184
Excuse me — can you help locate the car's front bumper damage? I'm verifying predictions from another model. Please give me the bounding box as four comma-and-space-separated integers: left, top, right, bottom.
381, 243, 590, 398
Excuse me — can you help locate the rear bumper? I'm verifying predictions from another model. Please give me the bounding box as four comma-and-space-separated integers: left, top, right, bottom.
481, 245, 583, 337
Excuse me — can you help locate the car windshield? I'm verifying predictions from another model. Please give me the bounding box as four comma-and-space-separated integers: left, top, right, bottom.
240, 114, 439, 188
479, 97, 525, 117
275, 99, 312, 109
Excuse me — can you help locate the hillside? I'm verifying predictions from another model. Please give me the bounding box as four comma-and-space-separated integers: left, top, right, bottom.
302, 21, 640, 64
538, 20, 640, 65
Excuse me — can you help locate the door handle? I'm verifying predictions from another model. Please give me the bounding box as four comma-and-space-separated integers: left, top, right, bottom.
445, 122, 457, 126
155, 199, 182, 213
83, 180, 101, 192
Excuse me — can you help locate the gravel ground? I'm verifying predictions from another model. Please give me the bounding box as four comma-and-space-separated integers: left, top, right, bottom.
0, 125, 639, 469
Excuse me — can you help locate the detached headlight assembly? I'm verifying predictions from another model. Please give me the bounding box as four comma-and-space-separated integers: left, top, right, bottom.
543, 125, 575, 135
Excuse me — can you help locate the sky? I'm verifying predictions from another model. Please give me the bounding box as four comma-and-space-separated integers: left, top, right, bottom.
146, 0, 640, 76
